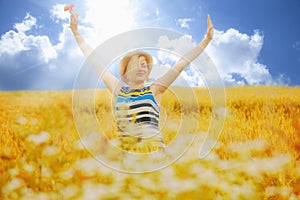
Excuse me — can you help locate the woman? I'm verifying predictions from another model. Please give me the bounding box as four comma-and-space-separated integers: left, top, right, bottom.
69, 9, 214, 153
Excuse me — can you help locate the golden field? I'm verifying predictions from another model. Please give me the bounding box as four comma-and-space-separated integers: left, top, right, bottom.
1, 86, 300, 200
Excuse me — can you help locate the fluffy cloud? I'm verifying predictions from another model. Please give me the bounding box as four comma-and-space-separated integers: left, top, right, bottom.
208, 28, 274, 85
155, 28, 282, 86
0, 0, 139, 90
0, 13, 57, 64
50, 4, 70, 22
155, 35, 205, 87
0, 1, 289, 90
177, 18, 193, 29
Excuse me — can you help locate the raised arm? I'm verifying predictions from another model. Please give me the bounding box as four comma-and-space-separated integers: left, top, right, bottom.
69, 9, 120, 94
151, 15, 214, 101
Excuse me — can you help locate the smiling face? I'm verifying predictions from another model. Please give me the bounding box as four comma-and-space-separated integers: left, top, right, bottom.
124, 55, 150, 85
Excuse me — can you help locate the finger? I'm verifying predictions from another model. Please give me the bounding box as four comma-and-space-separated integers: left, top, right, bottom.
207, 14, 211, 24
207, 14, 213, 28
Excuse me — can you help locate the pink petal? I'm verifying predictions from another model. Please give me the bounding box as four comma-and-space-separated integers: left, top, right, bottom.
64, 4, 75, 12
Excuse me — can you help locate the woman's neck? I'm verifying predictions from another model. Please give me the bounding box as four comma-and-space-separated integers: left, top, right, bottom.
128, 82, 145, 90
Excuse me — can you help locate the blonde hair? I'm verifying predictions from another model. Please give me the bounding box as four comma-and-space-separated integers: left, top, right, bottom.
120, 54, 152, 83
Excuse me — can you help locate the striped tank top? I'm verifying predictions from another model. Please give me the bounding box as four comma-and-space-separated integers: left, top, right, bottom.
115, 85, 165, 152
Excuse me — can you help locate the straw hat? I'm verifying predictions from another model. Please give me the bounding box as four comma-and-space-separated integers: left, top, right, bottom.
120, 51, 153, 79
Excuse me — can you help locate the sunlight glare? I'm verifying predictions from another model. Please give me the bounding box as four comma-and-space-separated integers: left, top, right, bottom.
84, 0, 137, 42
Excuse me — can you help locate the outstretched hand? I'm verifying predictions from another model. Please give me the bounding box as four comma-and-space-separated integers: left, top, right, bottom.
206, 14, 214, 40
69, 9, 79, 33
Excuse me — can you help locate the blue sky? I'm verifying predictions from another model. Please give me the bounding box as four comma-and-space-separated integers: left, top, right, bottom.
0, 0, 299, 90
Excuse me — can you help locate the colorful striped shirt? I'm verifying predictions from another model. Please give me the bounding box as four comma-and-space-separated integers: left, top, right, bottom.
115, 85, 165, 151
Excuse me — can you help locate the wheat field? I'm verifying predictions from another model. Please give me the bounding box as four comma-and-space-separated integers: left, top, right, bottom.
1, 86, 300, 200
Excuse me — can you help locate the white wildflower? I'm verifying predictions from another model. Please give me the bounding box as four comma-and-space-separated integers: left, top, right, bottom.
139, 177, 158, 191
198, 138, 222, 159
217, 159, 240, 171
289, 193, 299, 200
243, 159, 263, 180
176, 179, 197, 192
227, 183, 256, 199
75, 131, 101, 151
23, 163, 35, 173
218, 180, 231, 193
27, 131, 50, 145
204, 151, 220, 161
75, 157, 104, 177
266, 186, 277, 195
9, 168, 20, 176
43, 145, 60, 156
280, 186, 292, 197
148, 151, 166, 160
109, 138, 121, 147
261, 154, 291, 174
228, 139, 267, 158
79, 182, 112, 200
244, 154, 291, 180
20, 187, 34, 197
213, 106, 229, 117
41, 167, 53, 178
17, 117, 27, 125
265, 186, 292, 197
199, 168, 219, 187
159, 167, 175, 185
59, 169, 75, 181
2, 178, 24, 195
60, 185, 79, 199
165, 120, 180, 132
30, 118, 38, 125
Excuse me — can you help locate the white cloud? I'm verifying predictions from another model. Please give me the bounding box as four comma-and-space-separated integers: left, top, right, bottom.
50, 4, 70, 22
157, 34, 196, 58
0, 0, 143, 90
0, 13, 57, 63
156, 35, 209, 87
1, 0, 139, 63
177, 18, 192, 29
208, 28, 275, 85
150, 64, 198, 87
0, 0, 290, 90
155, 28, 283, 86
0, 31, 28, 55
32, 35, 57, 63
14, 13, 37, 32
0, 14, 36, 55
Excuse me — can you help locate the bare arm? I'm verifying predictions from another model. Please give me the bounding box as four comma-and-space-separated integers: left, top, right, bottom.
151, 15, 214, 102
69, 10, 120, 94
